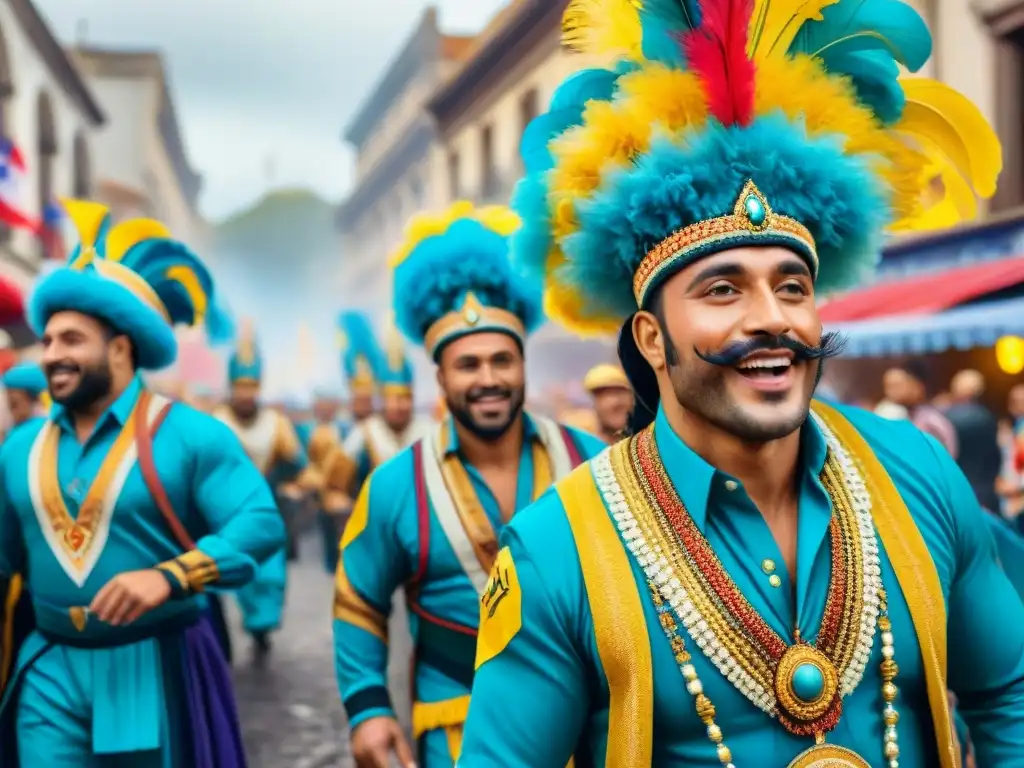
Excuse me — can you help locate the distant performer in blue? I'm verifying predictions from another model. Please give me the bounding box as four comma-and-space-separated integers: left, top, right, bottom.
0, 199, 284, 767
2, 362, 48, 431
333, 202, 605, 768
214, 322, 311, 665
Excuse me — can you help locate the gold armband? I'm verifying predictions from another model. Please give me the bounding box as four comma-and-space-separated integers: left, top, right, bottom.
156, 549, 220, 593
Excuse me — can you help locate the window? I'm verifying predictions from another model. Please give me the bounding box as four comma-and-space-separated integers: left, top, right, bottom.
448, 151, 460, 201
481, 124, 498, 199
520, 88, 539, 136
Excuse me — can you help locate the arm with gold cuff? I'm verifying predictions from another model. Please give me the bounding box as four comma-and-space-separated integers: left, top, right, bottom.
185, 416, 287, 589
155, 549, 220, 597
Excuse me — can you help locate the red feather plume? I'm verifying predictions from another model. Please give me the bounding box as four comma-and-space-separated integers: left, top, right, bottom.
680, 0, 757, 126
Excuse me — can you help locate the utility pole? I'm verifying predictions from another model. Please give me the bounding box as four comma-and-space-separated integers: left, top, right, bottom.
75, 19, 88, 46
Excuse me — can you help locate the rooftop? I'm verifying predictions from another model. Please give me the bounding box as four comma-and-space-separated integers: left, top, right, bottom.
342, 6, 474, 147
70, 45, 202, 208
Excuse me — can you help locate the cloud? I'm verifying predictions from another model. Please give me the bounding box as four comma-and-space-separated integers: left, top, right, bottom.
34, 0, 506, 219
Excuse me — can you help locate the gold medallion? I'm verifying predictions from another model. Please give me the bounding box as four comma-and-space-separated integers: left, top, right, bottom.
786, 743, 872, 768
774, 643, 841, 731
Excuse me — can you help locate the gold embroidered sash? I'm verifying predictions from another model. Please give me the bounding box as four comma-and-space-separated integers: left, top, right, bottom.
39, 396, 143, 568
812, 401, 956, 768
559, 402, 956, 768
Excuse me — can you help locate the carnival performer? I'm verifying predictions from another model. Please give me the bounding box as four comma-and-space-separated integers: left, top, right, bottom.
214, 324, 310, 664
458, 1, 1023, 767
298, 386, 351, 574
582, 363, 633, 443
331, 320, 433, 503
2, 362, 49, 432
334, 202, 605, 768
0, 199, 281, 767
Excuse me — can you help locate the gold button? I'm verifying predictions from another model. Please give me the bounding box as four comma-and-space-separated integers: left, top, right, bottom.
768, 575, 782, 588
724, 479, 738, 491
761, 559, 776, 574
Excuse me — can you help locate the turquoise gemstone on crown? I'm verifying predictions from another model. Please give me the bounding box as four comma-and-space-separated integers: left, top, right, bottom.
744, 194, 766, 226
791, 661, 825, 702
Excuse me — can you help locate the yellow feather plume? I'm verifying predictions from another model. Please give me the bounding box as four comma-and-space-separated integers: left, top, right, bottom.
895, 78, 1001, 200
165, 265, 208, 327
105, 218, 172, 262
747, 0, 841, 59
563, 0, 643, 60
388, 200, 521, 269
61, 198, 110, 268
236, 318, 256, 365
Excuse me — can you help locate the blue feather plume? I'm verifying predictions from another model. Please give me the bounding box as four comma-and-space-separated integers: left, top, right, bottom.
790, 0, 932, 72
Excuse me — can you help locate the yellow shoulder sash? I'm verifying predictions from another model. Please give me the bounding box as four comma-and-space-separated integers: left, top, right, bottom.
558, 463, 653, 768
559, 405, 957, 768
811, 401, 956, 768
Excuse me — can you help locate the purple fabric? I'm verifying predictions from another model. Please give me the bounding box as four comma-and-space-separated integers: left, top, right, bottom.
180, 617, 248, 767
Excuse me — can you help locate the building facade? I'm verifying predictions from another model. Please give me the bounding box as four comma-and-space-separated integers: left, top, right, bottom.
335, 7, 473, 319
68, 46, 205, 249
0, 0, 104, 289
425, 0, 616, 397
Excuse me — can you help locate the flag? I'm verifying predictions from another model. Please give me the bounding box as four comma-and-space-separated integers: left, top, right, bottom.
0, 137, 35, 231
39, 199, 65, 260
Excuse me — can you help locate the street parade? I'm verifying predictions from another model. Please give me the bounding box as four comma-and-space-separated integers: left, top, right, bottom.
0, 0, 1023, 765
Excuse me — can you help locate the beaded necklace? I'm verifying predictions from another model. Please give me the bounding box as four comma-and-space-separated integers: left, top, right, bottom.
592, 414, 901, 768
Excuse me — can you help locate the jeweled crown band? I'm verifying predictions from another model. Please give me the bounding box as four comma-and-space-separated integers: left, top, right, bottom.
632, 180, 819, 307
423, 293, 526, 359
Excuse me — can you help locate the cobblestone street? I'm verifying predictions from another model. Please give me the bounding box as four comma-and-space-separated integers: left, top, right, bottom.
228, 537, 413, 768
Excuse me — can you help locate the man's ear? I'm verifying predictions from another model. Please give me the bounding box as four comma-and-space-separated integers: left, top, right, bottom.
632, 310, 666, 372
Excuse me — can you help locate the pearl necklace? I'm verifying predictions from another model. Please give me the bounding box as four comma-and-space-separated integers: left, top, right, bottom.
592, 416, 901, 767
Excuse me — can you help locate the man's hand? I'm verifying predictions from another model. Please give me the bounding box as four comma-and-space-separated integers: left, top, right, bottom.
323, 490, 352, 514
89, 569, 172, 626
351, 715, 416, 768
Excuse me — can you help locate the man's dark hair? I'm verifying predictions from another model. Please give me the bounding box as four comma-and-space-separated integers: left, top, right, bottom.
617, 288, 671, 434
98, 319, 139, 371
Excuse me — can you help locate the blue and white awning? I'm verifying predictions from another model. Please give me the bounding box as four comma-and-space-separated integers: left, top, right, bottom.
829, 297, 1024, 358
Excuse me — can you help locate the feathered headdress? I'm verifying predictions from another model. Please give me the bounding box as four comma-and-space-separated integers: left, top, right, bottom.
228, 318, 262, 384
27, 199, 235, 369
390, 200, 544, 359
338, 311, 382, 397
514, 0, 1000, 334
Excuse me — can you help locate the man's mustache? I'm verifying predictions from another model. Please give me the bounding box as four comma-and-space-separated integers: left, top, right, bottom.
696, 331, 847, 368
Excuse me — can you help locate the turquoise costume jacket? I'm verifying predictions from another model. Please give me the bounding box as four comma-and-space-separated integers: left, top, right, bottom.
459, 404, 1024, 767
0, 376, 283, 754
334, 414, 603, 765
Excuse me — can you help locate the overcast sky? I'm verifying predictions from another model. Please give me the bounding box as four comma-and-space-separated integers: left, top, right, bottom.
35, 0, 506, 221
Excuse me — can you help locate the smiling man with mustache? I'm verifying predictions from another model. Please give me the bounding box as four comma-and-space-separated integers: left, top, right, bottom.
332, 202, 604, 768
457, 1, 1024, 766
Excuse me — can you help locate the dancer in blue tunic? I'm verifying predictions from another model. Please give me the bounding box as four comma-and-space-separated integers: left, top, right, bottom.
2, 362, 48, 432
213, 323, 309, 664
334, 202, 604, 768
0, 199, 282, 767
458, 1, 1023, 767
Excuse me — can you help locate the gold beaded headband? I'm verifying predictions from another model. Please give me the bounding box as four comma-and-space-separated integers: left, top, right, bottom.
632, 180, 819, 307
423, 292, 526, 359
